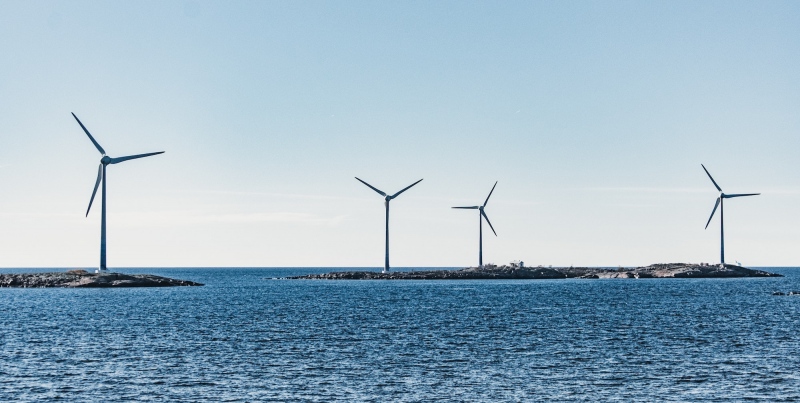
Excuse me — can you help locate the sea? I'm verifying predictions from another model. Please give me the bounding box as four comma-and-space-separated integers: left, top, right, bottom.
1, 267, 800, 402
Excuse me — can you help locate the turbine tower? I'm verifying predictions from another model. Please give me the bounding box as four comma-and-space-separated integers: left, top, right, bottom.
452, 181, 498, 268
355, 177, 423, 273
701, 164, 759, 266
73, 113, 164, 273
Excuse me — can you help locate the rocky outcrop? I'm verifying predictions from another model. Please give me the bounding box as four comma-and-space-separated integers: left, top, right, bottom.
0, 270, 203, 288
591, 263, 781, 279
287, 263, 781, 280
773, 291, 800, 296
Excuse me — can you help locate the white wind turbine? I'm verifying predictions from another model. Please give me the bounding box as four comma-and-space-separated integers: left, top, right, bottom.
355, 177, 423, 273
452, 181, 497, 267
73, 113, 164, 272
701, 164, 759, 266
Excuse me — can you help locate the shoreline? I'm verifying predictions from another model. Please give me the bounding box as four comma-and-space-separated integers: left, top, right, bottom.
287, 263, 783, 280
0, 270, 204, 288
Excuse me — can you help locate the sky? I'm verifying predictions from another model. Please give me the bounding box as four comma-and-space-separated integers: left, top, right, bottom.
1, 1, 798, 268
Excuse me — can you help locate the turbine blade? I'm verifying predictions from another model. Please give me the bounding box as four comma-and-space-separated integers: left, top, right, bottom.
481, 210, 497, 236
705, 197, 720, 229
701, 164, 722, 192
355, 177, 386, 197
391, 178, 423, 198
109, 151, 165, 164
452, 206, 480, 209
86, 164, 102, 217
72, 113, 106, 155
723, 193, 760, 198
483, 181, 498, 207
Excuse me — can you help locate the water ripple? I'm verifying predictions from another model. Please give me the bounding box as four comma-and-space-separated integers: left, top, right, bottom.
1, 268, 799, 401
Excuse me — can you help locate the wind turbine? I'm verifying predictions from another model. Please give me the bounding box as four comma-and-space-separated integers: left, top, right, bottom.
701, 164, 759, 266
355, 177, 423, 273
73, 113, 164, 273
452, 181, 497, 267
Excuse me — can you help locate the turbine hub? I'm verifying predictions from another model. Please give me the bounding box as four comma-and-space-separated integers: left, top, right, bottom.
101, 155, 112, 165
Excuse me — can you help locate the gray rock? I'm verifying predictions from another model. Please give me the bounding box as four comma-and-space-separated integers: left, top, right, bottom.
286, 263, 782, 280
0, 271, 203, 288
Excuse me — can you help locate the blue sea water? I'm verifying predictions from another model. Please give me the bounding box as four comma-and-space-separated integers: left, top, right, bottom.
1, 267, 800, 402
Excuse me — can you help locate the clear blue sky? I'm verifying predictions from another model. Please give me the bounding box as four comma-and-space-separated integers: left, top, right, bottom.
1, 1, 798, 268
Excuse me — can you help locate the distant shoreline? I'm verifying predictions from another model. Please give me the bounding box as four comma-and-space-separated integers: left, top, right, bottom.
0, 270, 203, 288
287, 263, 783, 280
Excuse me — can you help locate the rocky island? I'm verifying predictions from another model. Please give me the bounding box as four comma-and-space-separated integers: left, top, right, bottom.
288, 263, 782, 280
0, 270, 203, 288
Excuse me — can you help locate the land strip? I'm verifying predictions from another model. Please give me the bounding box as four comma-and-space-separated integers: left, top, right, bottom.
0, 270, 203, 288
288, 263, 781, 280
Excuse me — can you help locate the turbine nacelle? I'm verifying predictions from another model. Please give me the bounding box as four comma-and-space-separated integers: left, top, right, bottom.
355, 177, 423, 202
